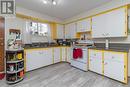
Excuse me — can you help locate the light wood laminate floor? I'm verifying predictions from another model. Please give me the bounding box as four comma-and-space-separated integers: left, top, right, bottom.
0, 63, 130, 87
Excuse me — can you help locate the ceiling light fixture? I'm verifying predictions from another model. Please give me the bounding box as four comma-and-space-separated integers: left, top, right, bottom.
43, 0, 57, 5
43, 0, 48, 4
52, 0, 57, 5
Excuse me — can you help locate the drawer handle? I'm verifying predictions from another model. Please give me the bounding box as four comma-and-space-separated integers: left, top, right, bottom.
104, 62, 107, 65
39, 52, 43, 54
112, 56, 114, 59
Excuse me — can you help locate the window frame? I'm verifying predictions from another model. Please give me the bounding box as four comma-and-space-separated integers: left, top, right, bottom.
29, 21, 49, 36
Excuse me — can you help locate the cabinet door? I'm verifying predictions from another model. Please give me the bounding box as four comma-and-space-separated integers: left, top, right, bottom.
92, 7, 127, 38
65, 23, 76, 39
66, 47, 72, 63
89, 49, 103, 74
61, 47, 66, 61
77, 18, 91, 32
65, 24, 71, 39
92, 14, 107, 38
86, 18, 91, 31
70, 23, 77, 38
57, 24, 64, 39
25, 49, 53, 72
26, 50, 45, 72
77, 21, 81, 32
104, 51, 127, 83
45, 48, 53, 66
105, 7, 126, 37
54, 48, 61, 63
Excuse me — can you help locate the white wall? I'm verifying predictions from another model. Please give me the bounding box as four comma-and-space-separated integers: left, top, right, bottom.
64, 0, 130, 43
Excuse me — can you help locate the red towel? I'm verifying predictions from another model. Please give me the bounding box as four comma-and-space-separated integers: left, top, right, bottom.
73, 48, 83, 59
73, 49, 78, 59
77, 49, 83, 58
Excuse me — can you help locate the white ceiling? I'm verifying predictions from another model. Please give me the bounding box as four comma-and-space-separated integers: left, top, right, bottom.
16, 0, 112, 20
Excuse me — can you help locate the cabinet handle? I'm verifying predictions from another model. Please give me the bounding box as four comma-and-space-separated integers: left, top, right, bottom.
112, 56, 114, 59
102, 34, 105, 36
106, 33, 109, 36
39, 52, 43, 54
104, 62, 107, 65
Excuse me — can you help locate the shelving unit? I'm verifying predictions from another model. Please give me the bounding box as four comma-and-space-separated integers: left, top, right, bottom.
6, 50, 24, 84
6, 29, 24, 84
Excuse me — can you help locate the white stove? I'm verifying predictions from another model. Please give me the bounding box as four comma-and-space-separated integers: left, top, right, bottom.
71, 40, 94, 71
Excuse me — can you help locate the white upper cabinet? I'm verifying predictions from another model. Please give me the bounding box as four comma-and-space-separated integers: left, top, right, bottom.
56, 24, 64, 39
92, 7, 127, 38
65, 22, 77, 39
77, 18, 91, 32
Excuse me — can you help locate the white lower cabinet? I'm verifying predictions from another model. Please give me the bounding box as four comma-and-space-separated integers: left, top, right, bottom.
26, 50, 41, 72
61, 47, 66, 61
25, 47, 72, 72
45, 48, 53, 66
104, 51, 127, 83
25, 49, 53, 72
53, 48, 61, 63
66, 47, 72, 63
88, 49, 128, 84
89, 49, 103, 74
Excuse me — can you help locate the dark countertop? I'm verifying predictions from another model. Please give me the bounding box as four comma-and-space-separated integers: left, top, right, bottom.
88, 43, 130, 52
23, 43, 71, 50
89, 47, 129, 52
24, 45, 71, 50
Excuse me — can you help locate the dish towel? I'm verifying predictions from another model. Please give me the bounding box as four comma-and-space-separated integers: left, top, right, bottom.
73, 49, 78, 59
77, 48, 83, 58
73, 48, 83, 59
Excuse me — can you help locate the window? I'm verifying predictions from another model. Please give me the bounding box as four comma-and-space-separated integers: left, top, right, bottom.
30, 22, 38, 35
30, 22, 49, 36
38, 23, 48, 36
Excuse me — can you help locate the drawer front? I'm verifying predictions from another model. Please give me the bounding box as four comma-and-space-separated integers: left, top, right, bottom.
89, 50, 102, 59
104, 51, 125, 63
71, 60, 88, 71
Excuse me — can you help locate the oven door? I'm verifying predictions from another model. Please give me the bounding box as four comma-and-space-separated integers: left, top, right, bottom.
73, 48, 88, 63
